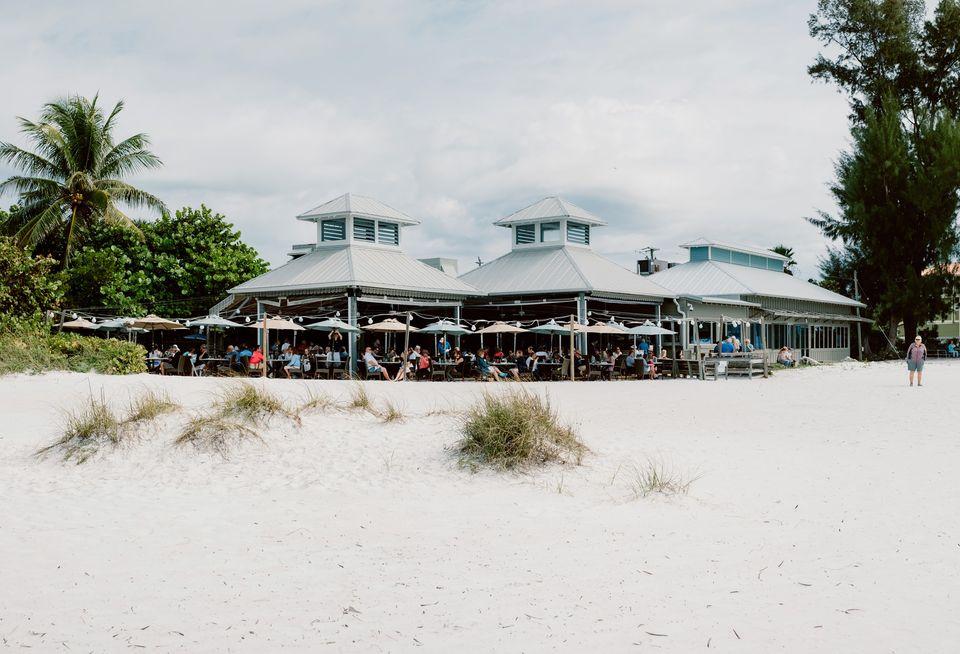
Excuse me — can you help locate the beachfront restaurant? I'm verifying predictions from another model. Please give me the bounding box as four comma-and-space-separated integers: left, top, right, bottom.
211, 193, 481, 374
459, 197, 676, 352
650, 239, 868, 362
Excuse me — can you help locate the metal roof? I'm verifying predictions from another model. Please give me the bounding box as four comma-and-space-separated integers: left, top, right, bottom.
679, 238, 790, 262
767, 309, 872, 323
459, 245, 674, 300
494, 196, 607, 227
229, 243, 480, 298
650, 260, 863, 307
296, 193, 420, 225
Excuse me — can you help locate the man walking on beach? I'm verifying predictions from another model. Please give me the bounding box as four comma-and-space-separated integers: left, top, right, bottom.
906, 336, 927, 387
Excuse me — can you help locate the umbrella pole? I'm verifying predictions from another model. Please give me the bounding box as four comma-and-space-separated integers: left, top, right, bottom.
262, 313, 268, 379
403, 313, 411, 360
569, 314, 575, 381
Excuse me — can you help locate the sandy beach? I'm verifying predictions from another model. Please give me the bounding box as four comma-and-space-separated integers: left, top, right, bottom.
2, 361, 959, 652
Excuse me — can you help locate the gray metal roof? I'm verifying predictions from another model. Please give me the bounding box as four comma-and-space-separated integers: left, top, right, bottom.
297, 193, 420, 225
650, 260, 863, 307
679, 238, 790, 261
494, 196, 607, 227
230, 243, 480, 298
459, 245, 674, 300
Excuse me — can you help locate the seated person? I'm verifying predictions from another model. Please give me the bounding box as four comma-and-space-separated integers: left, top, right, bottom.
364, 347, 392, 380
415, 349, 433, 380
148, 347, 164, 371
720, 337, 735, 354
160, 345, 183, 375
948, 342, 958, 358
283, 347, 302, 378
194, 346, 209, 375
476, 349, 509, 381
743, 338, 755, 352
777, 346, 795, 367
249, 346, 265, 371
625, 346, 637, 371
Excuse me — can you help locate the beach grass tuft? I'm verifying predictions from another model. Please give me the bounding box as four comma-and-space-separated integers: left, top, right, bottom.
37, 397, 123, 464
348, 382, 372, 411
217, 383, 299, 424
126, 389, 179, 424
174, 414, 260, 458
630, 457, 700, 498
457, 389, 585, 469
377, 399, 405, 423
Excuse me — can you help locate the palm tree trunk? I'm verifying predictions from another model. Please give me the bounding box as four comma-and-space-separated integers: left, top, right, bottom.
64, 204, 78, 268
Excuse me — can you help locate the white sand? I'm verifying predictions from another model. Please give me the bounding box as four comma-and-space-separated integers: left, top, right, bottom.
1, 361, 958, 652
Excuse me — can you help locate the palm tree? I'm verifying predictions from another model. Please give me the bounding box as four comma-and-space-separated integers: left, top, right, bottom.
771, 244, 797, 275
0, 94, 165, 266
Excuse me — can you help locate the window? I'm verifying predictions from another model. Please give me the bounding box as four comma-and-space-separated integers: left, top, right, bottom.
766, 258, 783, 271
711, 247, 733, 263
566, 222, 590, 245
732, 251, 750, 266
540, 222, 560, 243
377, 221, 399, 246
353, 217, 376, 242
690, 246, 709, 262
321, 218, 346, 241
516, 224, 535, 245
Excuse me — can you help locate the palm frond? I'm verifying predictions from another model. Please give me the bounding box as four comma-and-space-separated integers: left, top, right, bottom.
0, 175, 63, 198
14, 199, 66, 249
97, 179, 166, 213
0, 142, 63, 179
100, 134, 162, 177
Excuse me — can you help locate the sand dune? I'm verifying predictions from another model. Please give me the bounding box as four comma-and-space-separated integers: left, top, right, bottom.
1, 361, 958, 652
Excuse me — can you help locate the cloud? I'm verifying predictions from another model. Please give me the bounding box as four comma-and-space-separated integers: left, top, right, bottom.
0, 0, 851, 279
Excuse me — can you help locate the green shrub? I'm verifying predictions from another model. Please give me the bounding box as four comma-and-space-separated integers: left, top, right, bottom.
458, 390, 586, 469
0, 318, 146, 375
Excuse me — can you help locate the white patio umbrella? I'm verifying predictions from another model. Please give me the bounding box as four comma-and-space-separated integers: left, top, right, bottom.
477, 321, 528, 352
419, 320, 470, 359
362, 318, 419, 333
624, 320, 675, 336
189, 315, 244, 328
306, 317, 360, 333
530, 319, 569, 355
61, 318, 98, 330
131, 314, 187, 331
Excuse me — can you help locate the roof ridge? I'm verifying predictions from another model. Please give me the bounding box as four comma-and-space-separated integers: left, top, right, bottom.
560, 246, 592, 290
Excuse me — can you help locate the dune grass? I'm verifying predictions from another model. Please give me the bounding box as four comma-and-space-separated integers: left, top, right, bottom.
37, 388, 183, 464
174, 414, 260, 457
348, 383, 372, 411
37, 397, 123, 464
457, 389, 585, 470
217, 383, 300, 425
299, 388, 335, 414
630, 457, 700, 498
125, 389, 179, 424
377, 399, 405, 423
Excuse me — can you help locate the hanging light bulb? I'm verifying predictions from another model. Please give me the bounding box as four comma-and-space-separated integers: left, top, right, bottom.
367, 317, 373, 324
656, 321, 662, 327
297, 317, 303, 322
515, 321, 521, 327
245, 316, 251, 324
335, 310, 340, 317
185, 320, 192, 327
698, 322, 703, 328
471, 324, 476, 331
72, 313, 78, 319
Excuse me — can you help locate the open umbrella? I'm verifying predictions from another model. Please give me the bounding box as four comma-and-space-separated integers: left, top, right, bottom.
305, 317, 360, 333
419, 320, 470, 359
131, 314, 187, 331
61, 318, 98, 330
477, 321, 528, 352
624, 320, 675, 336
189, 315, 244, 328
363, 318, 419, 333
530, 319, 568, 355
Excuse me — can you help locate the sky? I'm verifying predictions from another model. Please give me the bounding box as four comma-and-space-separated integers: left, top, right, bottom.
0, 0, 853, 280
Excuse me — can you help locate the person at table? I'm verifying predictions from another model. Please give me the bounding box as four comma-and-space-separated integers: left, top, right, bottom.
720, 336, 735, 354
415, 348, 433, 380
476, 348, 511, 381
283, 347, 302, 379
646, 350, 659, 379
148, 347, 164, 371
159, 344, 183, 375
525, 347, 543, 380
626, 346, 638, 373
394, 348, 414, 381
326, 346, 342, 370
598, 349, 615, 380
743, 338, 755, 353
249, 346, 265, 372
193, 345, 209, 375
364, 347, 392, 380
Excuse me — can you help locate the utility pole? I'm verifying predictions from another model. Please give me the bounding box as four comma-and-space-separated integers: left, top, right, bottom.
854, 269, 863, 360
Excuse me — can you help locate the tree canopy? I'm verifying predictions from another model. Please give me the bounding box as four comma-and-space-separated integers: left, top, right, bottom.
0, 95, 165, 266
808, 0, 960, 346
64, 205, 268, 317
0, 237, 64, 318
